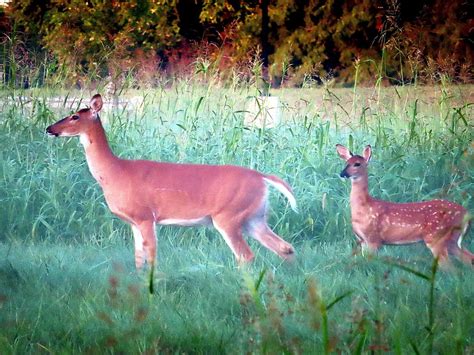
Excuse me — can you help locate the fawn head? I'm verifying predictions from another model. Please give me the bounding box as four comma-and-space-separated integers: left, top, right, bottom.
46, 94, 103, 137
336, 144, 372, 180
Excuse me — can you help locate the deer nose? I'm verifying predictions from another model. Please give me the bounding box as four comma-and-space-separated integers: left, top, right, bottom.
340, 168, 350, 178
46, 126, 58, 137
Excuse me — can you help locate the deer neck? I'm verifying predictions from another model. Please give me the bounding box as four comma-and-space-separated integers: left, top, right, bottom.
79, 120, 119, 184
350, 174, 371, 208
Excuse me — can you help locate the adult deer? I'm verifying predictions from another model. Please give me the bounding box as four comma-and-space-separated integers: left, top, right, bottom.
46, 94, 297, 270
336, 144, 472, 267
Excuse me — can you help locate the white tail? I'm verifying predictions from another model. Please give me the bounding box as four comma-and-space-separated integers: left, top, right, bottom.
337, 144, 472, 267
46, 94, 296, 269
263, 176, 298, 212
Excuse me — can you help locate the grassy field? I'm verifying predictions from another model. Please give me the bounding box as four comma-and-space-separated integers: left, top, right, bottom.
0, 83, 473, 353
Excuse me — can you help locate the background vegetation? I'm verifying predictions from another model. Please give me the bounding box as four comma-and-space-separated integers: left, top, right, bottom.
1, 0, 473, 88
0, 81, 473, 352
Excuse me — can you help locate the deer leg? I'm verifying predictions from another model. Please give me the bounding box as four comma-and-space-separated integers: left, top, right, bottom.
132, 221, 157, 270
450, 246, 474, 266
352, 229, 379, 256
246, 219, 295, 260
359, 238, 380, 257
131, 224, 145, 270
449, 226, 474, 266
426, 238, 452, 270
212, 218, 254, 264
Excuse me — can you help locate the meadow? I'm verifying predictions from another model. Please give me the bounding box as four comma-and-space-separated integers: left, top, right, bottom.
0, 82, 473, 353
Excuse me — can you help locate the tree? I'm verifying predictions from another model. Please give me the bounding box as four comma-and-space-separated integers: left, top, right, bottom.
8, 0, 181, 83
4, 0, 473, 86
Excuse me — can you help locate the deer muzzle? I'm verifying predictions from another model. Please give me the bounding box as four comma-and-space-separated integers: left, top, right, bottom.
46, 125, 59, 137
340, 167, 350, 178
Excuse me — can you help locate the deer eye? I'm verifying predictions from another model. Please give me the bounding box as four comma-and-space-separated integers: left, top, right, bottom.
71, 115, 80, 120
354, 162, 361, 167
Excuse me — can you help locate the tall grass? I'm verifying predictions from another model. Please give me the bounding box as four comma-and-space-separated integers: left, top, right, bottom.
0, 81, 473, 353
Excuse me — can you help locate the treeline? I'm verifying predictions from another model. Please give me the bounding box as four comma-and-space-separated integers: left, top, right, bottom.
1, 0, 472, 88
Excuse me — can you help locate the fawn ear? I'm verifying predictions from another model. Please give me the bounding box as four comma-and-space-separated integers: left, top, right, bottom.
336, 144, 353, 161
90, 94, 103, 117
363, 145, 372, 163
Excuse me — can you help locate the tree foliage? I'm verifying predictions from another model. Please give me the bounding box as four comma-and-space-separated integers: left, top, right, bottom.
3, 0, 473, 86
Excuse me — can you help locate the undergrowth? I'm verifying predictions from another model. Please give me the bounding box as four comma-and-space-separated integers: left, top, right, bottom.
0, 83, 473, 353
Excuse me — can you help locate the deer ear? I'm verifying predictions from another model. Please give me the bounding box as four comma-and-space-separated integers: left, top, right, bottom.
336, 144, 353, 161
363, 145, 372, 163
90, 94, 103, 116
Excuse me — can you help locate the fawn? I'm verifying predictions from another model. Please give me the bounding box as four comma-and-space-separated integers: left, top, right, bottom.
337, 144, 472, 267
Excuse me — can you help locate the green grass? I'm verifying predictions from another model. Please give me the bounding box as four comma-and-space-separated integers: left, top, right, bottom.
0, 83, 473, 353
